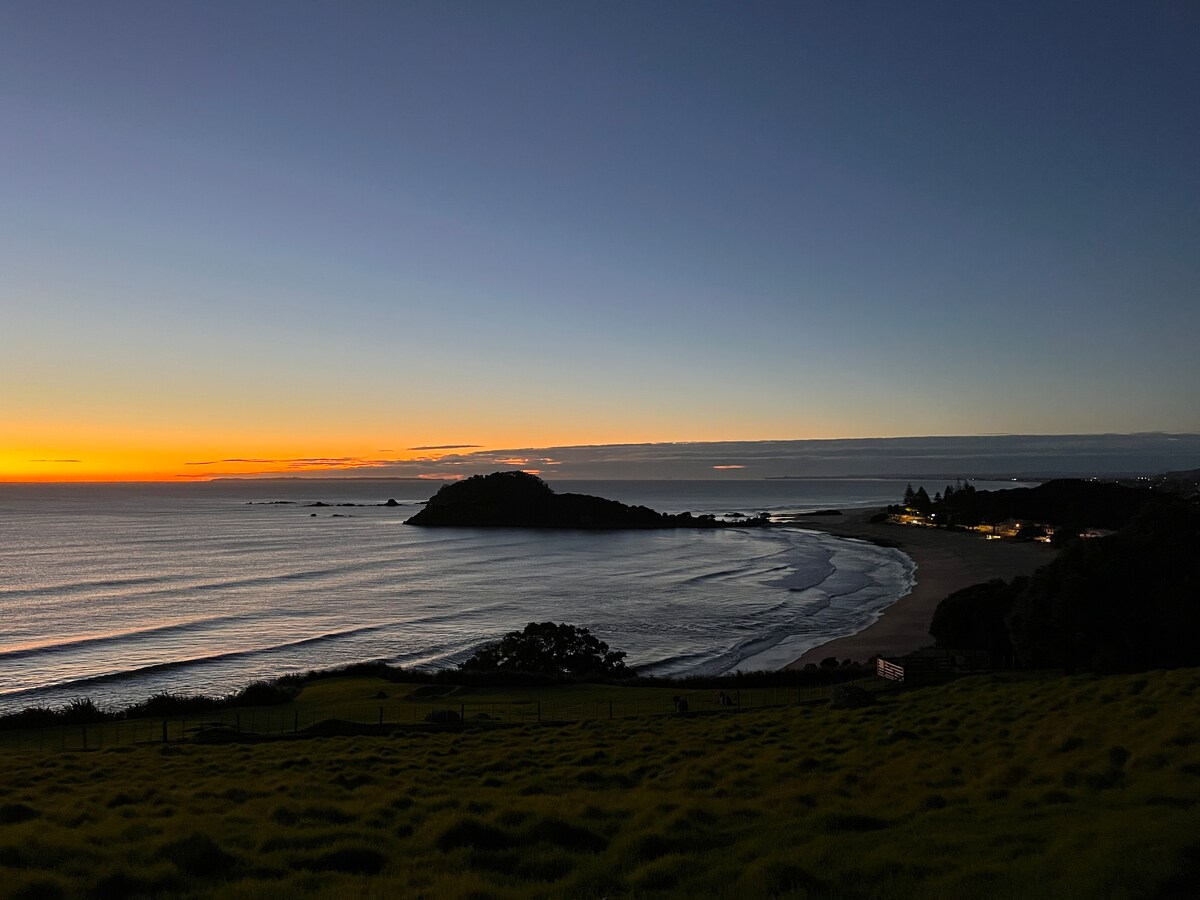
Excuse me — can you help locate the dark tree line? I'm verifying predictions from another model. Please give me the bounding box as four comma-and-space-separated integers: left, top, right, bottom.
930, 503, 1200, 672
899, 478, 1166, 533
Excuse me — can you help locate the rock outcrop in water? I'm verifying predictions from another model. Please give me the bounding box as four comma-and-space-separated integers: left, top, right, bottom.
405, 471, 765, 529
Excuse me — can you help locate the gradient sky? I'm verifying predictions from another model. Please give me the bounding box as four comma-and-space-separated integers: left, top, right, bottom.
3, 2, 1199, 480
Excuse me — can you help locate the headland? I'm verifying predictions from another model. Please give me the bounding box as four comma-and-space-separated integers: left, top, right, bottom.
406, 471, 768, 529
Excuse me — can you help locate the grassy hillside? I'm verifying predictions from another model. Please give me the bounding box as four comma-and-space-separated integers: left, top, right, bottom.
1, 668, 1198, 899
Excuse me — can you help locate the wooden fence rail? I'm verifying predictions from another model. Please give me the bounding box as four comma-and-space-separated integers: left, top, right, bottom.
0, 678, 890, 755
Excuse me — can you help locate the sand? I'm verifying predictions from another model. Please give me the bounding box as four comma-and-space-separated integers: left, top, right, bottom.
786, 509, 1054, 668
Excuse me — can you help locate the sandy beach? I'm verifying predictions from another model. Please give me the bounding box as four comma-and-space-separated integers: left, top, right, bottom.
787, 509, 1054, 668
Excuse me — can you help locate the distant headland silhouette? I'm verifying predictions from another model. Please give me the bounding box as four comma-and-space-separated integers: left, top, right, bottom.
405, 471, 770, 529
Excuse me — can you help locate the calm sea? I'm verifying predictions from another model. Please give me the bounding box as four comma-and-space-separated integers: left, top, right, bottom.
0, 478, 1024, 712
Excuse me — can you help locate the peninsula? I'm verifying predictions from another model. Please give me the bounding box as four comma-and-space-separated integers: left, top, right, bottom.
405, 471, 767, 529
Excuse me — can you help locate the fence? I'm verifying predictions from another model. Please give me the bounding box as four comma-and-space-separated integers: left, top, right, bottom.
0, 678, 888, 755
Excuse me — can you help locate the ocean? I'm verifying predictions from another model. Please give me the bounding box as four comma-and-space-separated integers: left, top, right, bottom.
0, 478, 1023, 713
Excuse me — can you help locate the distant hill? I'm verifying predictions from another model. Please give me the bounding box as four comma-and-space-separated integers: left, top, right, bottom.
405, 471, 759, 529
935, 478, 1171, 529
978, 479, 1160, 528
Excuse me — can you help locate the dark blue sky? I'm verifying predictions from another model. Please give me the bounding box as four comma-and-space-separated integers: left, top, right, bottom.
2, 2, 1198, 478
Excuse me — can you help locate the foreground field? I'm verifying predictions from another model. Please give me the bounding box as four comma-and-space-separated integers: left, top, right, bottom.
2, 669, 1199, 899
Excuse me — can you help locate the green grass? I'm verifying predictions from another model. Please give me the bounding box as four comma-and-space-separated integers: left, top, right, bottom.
1, 668, 1199, 898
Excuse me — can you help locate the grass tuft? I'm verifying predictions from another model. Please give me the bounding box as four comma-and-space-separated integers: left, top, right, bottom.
156, 832, 238, 877
437, 818, 518, 852
823, 813, 891, 832
0, 802, 39, 824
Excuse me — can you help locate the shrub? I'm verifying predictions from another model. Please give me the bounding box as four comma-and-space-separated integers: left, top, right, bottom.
460, 622, 628, 677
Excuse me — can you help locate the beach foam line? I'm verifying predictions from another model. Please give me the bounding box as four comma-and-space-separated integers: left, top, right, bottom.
0, 554, 427, 603
0, 623, 392, 701
0, 613, 276, 662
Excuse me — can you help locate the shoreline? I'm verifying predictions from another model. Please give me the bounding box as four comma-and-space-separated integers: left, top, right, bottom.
785, 508, 1054, 668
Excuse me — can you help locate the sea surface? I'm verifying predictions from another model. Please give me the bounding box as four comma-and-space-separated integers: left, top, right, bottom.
0, 478, 1025, 713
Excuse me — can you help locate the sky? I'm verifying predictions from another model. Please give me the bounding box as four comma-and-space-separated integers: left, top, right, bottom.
2, 2, 1198, 481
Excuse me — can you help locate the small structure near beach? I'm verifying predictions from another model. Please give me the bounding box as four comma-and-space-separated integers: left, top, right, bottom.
876, 648, 992, 684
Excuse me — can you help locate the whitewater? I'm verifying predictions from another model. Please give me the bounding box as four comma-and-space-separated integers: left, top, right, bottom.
0, 478, 958, 713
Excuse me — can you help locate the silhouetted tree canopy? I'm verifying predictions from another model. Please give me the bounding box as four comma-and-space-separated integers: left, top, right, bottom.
929, 503, 1200, 673
1006, 503, 1200, 672
459, 622, 628, 677
929, 578, 1024, 660
905, 478, 1164, 529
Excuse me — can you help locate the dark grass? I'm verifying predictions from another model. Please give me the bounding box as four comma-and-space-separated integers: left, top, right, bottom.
0, 669, 1199, 898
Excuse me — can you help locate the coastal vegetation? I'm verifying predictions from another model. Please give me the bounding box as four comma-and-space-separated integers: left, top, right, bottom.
925, 498, 1200, 673
459, 622, 629, 677
1, 667, 1198, 898
897, 477, 1171, 531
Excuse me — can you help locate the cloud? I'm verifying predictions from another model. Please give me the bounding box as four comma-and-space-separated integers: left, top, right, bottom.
186, 458, 281, 465
408, 444, 482, 451
28, 458, 81, 463
181, 434, 1200, 481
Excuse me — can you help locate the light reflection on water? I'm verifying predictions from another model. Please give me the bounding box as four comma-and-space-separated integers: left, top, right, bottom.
0, 478, 1016, 712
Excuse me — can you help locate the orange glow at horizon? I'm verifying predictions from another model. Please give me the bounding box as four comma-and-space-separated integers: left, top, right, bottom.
0, 417, 865, 482
0, 443, 464, 483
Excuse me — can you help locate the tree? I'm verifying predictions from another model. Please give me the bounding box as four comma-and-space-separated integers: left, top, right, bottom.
459, 622, 628, 676
914, 486, 932, 514
929, 578, 1024, 660
903, 484, 916, 507
1006, 504, 1200, 672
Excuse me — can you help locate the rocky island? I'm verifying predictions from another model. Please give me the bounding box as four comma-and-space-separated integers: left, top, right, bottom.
405, 471, 769, 529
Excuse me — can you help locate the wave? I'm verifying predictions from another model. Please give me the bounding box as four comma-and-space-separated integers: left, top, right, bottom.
0, 486, 921, 711
0, 554, 426, 603
0, 623, 392, 702
0, 613, 274, 661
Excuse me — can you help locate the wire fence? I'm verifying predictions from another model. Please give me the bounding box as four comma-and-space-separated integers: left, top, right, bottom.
0, 678, 888, 755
